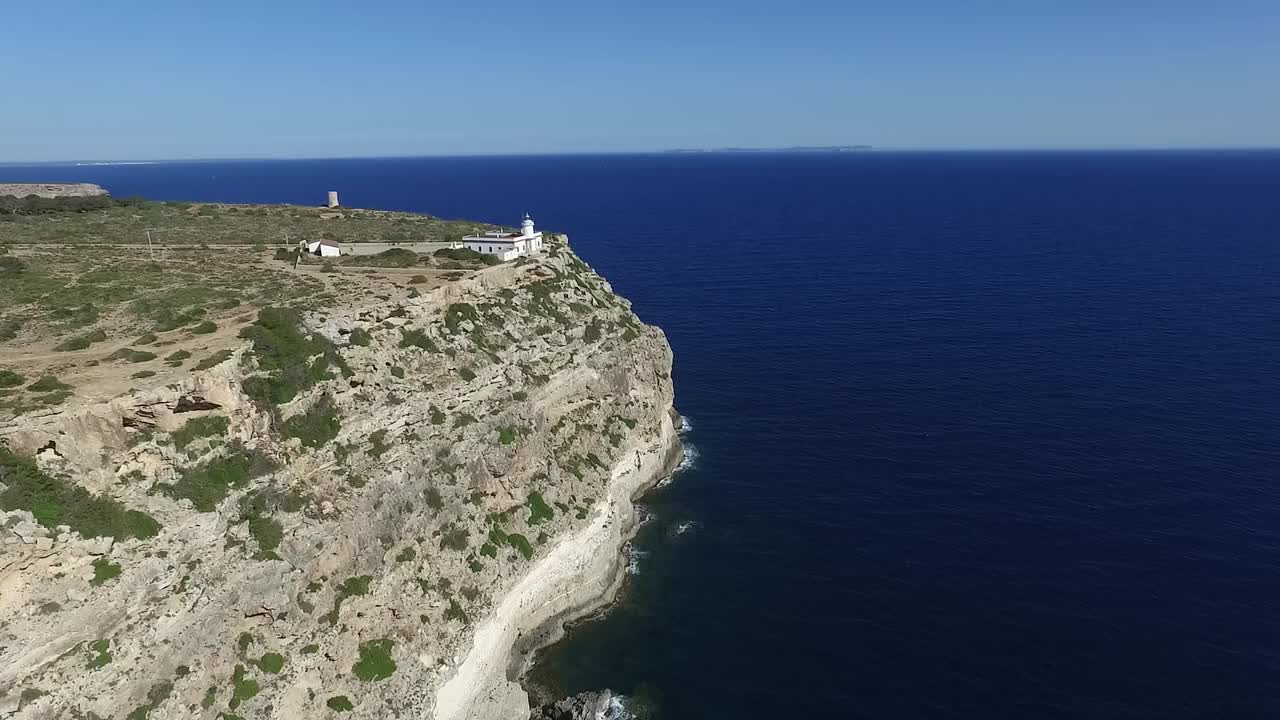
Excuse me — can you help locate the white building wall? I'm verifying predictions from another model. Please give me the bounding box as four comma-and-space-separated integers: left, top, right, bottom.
306, 241, 342, 257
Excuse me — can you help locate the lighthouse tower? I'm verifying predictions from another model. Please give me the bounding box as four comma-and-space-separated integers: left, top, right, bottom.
521, 213, 536, 238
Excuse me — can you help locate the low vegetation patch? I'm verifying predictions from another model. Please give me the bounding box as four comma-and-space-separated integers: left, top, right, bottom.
434, 247, 500, 266
439, 525, 468, 551
321, 575, 372, 625
193, 349, 234, 370
283, 394, 341, 448
163, 446, 275, 512
348, 248, 419, 267
0, 448, 161, 539
240, 307, 349, 405
91, 557, 122, 585
367, 428, 391, 458
109, 348, 157, 363
88, 639, 112, 669
255, 652, 285, 674
54, 329, 107, 351
327, 695, 354, 712
527, 492, 554, 524
347, 327, 372, 346
445, 598, 468, 623
172, 415, 229, 450
398, 327, 438, 352
352, 639, 397, 681
496, 425, 525, 445
0, 370, 24, 388
228, 664, 259, 710
27, 376, 70, 392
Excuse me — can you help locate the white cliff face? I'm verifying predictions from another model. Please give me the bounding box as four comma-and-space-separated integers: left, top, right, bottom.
0, 235, 680, 720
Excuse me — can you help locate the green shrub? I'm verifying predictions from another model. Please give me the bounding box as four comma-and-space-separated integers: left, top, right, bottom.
505, 533, 533, 559
190, 320, 217, 335
0, 319, 20, 341
256, 652, 285, 674
0, 448, 161, 539
445, 599, 468, 623
439, 527, 467, 551
348, 327, 372, 347
171, 415, 229, 449
424, 486, 444, 511
240, 307, 349, 405
109, 348, 157, 363
527, 492, 554, 524
26, 376, 70, 393
390, 366, 405, 379
55, 329, 107, 351
395, 547, 416, 562
131, 370, 157, 379
496, 426, 521, 445
301, 644, 320, 654
398, 328, 438, 352
229, 664, 259, 709
247, 513, 283, 554
367, 428, 391, 458
165, 349, 192, 366
89, 638, 113, 669
91, 557, 121, 585
408, 274, 428, 284
163, 447, 275, 512
283, 395, 340, 448
358, 248, 418, 267
326, 695, 354, 712
352, 639, 397, 681
433, 247, 500, 266
458, 368, 476, 382
444, 303, 480, 333
321, 575, 372, 625
193, 349, 233, 370
0, 370, 22, 388
134, 333, 158, 345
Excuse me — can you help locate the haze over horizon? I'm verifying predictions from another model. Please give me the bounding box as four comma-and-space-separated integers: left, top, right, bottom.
4, 0, 1278, 163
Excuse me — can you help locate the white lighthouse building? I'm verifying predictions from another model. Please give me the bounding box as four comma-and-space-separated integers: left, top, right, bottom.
462, 213, 544, 261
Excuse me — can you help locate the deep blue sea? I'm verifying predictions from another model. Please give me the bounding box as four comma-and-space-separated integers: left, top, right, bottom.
6, 151, 1280, 718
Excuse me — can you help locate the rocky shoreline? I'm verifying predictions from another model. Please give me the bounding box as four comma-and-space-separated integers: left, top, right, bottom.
430, 412, 682, 720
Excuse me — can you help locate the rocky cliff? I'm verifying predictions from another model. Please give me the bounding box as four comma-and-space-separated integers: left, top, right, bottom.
0, 233, 680, 719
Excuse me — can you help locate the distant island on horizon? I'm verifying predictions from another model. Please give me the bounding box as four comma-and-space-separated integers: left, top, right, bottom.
664, 145, 874, 154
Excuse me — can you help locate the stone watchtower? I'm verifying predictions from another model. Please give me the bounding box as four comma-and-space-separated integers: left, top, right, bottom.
327, 191, 339, 208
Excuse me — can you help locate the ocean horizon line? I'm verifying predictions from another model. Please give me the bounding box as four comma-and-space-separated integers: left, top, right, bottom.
3, 146, 1280, 168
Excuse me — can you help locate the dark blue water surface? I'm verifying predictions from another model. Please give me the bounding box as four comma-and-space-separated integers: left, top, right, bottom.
7, 151, 1280, 718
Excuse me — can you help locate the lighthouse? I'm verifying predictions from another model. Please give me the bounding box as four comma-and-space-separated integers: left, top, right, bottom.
460, 212, 545, 261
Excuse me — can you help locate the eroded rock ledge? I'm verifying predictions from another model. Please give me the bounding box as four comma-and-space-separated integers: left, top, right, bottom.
0, 234, 678, 720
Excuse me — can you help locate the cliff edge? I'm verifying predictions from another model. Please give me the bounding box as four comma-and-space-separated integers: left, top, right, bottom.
0, 221, 678, 719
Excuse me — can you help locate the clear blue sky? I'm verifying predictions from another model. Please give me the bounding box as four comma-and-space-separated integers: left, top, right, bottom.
4, 0, 1278, 161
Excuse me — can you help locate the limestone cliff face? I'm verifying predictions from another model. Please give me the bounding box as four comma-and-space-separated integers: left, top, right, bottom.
0, 235, 679, 719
